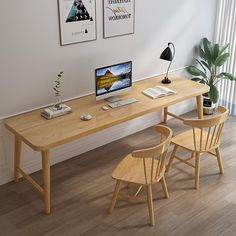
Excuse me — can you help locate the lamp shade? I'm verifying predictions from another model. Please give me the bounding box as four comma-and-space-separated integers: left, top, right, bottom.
160, 46, 173, 61
159, 42, 175, 84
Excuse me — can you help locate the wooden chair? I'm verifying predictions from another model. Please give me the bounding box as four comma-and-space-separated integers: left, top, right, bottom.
108, 125, 173, 226
166, 106, 229, 189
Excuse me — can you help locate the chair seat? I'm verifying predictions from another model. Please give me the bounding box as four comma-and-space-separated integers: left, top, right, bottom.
171, 129, 216, 152
112, 154, 164, 185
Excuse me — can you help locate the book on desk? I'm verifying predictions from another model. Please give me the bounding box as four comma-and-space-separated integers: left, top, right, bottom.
41, 104, 72, 119
142, 86, 176, 99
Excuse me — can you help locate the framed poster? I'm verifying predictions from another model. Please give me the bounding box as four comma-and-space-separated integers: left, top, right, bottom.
103, 0, 135, 38
58, 0, 97, 45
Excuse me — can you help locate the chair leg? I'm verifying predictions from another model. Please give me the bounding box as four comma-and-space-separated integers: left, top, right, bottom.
133, 185, 143, 197
166, 145, 178, 172
108, 180, 121, 214
146, 185, 155, 226
195, 153, 200, 190
190, 151, 195, 159
215, 147, 224, 174
160, 176, 169, 199
163, 107, 168, 123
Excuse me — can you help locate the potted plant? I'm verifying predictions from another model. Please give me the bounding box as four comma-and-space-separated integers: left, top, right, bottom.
187, 38, 236, 114
53, 71, 63, 110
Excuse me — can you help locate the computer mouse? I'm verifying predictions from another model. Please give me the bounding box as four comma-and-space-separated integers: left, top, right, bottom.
102, 105, 109, 111
80, 112, 92, 121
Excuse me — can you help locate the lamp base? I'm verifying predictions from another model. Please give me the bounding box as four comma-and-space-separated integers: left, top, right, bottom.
161, 77, 171, 84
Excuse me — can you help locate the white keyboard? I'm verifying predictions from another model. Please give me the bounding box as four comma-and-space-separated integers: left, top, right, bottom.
108, 98, 139, 108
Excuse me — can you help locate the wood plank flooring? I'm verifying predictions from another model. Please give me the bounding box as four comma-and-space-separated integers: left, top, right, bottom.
0, 110, 236, 236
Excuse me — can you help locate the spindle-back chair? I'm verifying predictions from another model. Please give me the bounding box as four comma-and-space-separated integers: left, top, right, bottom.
108, 125, 172, 226
166, 106, 228, 189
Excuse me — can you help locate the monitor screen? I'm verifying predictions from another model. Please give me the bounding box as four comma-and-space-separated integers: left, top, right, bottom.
95, 61, 132, 97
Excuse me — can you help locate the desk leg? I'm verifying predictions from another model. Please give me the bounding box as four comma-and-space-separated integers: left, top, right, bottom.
14, 137, 22, 182
196, 95, 203, 119
163, 107, 168, 123
42, 150, 51, 214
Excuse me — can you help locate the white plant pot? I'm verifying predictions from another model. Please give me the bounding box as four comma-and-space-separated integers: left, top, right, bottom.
203, 95, 216, 115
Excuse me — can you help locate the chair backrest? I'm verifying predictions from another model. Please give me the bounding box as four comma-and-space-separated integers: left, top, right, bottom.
132, 125, 172, 184
183, 106, 229, 152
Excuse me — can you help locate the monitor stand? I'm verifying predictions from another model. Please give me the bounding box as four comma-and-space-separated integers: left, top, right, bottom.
105, 96, 122, 103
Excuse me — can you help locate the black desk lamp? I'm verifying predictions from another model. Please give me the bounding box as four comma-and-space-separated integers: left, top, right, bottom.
160, 42, 175, 84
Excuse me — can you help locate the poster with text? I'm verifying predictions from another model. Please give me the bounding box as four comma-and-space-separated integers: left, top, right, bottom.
58, 0, 97, 45
103, 0, 135, 38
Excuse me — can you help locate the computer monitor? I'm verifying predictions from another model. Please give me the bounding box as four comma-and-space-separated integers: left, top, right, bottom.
95, 61, 132, 101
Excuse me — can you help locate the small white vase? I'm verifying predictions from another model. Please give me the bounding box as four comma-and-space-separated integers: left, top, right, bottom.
54, 98, 63, 110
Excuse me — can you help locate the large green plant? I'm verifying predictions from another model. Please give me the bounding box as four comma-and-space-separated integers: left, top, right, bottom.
187, 38, 236, 103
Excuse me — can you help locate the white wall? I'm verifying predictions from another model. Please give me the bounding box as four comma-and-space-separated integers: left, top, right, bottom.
0, 0, 217, 185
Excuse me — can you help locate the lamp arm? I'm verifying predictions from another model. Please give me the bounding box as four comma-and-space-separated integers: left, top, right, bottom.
169, 42, 175, 60
165, 43, 175, 79
165, 60, 172, 79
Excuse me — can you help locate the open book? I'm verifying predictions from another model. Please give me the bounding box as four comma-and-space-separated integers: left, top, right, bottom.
142, 86, 176, 99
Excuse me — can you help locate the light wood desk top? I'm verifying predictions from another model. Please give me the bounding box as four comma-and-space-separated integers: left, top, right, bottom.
5, 75, 209, 151
4, 74, 209, 215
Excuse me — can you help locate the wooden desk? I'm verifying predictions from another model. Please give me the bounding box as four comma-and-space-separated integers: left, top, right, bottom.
4, 75, 209, 214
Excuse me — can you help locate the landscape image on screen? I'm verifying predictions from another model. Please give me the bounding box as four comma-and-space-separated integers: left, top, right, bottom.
96, 62, 132, 96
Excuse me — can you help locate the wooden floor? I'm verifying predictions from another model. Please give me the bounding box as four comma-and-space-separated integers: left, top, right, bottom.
1, 110, 236, 236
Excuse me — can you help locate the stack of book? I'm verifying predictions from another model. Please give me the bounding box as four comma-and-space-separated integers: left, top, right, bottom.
41, 104, 72, 119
